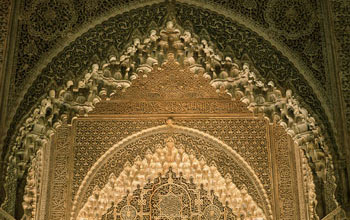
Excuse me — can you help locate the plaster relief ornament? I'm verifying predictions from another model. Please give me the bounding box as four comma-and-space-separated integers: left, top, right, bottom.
21, 148, 43, 220
24, 0, 77, 41
265, 0, 317, 39
203, 204, 221, 219
158, 186, 183, 218
4, 20, 336, 219
120, 205, 137, 220
77, 136, 265, 220
82, 0, 102, 18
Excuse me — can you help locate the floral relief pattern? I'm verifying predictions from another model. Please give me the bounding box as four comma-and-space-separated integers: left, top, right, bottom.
265, 0, 317, 39
99, 170, 241, 220
1, 25, 339, 219
4, 2, 334, 167
332, 0, 350, 130
76, 132, 267, 220
24, 0, 77, 41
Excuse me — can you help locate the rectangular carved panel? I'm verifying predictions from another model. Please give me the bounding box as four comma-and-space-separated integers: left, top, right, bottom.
72, 118, 165, 199
271, 123, 300, 219
47, 120, 72, 220
48, 115, 303, 219
71, 116, 273, 210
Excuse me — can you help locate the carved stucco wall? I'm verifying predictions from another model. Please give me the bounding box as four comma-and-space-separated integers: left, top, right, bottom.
331, 0, 350, 133
0, 0, 349, 219
46, 115, 303, 219
3, 51, 341, 220
0, 0, 342, 150
329, 2, 350, 214
0, 0, 348, 156
19, 54, 330, 219
71, 124, 271, 219
3, 0, 333, 114
0, 0, 340, 175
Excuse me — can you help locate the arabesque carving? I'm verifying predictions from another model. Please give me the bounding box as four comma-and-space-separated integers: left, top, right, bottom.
69, 117, 274, 220
0, 0, 11, 91
71, 124, 272, 220
331, 0, 350, 131
48, 118, 71, 220
272, 124, 301, 219
92, 52, 250, 114
78, 136, 265, 220
1, 20, 338, 218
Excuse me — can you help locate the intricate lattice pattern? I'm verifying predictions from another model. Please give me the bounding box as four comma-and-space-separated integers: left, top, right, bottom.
78, 136, 265, 219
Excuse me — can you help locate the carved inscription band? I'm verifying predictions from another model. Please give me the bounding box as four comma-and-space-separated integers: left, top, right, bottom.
92, 100, 249, 115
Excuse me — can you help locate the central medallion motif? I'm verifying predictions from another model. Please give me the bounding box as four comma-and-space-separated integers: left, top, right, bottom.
101, 169, 238, 220
203, 205, 221, 220
158, 189, 183, 218
120, 205, 137, 220
151, 174, 190, 220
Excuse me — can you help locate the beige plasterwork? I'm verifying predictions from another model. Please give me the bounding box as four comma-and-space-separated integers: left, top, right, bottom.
77, 133, 266, 219
72, 124, 271, 220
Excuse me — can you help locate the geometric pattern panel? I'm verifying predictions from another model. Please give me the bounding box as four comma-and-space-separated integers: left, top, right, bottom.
101, 169, 247, 220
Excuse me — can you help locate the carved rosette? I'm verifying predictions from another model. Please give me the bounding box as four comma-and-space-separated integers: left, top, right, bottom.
24, 0, 77, 41
265, 0, 317, 39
